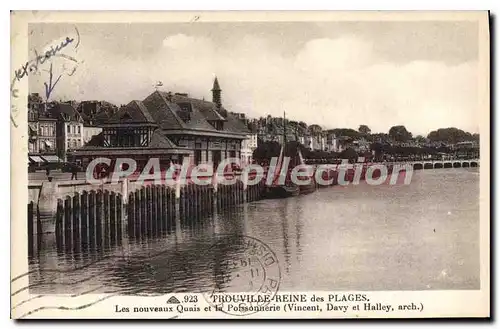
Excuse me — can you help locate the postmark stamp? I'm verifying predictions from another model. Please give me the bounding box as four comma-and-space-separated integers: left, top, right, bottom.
202, 235, 281, 316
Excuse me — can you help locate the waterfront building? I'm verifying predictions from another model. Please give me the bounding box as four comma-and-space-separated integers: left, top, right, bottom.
233, 113, 258, 165
47, 102, 85, 162
27, 94, 59, 165
72, 78, 250, 171
326, 133, 341, 153
351, 137, 371, 153
82, 119, 103, 145
78, 100, 119, 125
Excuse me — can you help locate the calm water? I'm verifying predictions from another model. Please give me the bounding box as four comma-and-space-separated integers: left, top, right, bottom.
28, 168, 480, 294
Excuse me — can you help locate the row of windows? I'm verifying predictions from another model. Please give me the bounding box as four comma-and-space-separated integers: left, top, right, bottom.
67, 139, 82, 149
67, 125, 82, 134
39, 140, 53, 151
39, 125, 55, 136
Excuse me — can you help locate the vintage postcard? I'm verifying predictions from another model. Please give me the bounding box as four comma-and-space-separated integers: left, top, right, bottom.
11, 11, 490, 319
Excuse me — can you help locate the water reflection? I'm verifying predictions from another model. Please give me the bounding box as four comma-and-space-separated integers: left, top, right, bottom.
28, 169, 480, 294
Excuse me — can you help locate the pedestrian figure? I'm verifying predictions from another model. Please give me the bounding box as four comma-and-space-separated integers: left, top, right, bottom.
46, 167, 51, 178
71, 164, 78, 180
100, 166, 107, 179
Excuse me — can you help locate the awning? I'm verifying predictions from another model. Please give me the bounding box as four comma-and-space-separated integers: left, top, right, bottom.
29, 156, 44, 163
41, 155, 62, 163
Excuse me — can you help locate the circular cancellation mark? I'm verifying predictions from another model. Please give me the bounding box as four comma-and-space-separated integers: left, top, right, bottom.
202, 235, 282, 316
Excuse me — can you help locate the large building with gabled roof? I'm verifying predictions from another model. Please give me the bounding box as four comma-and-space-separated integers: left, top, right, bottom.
72, 78, 250, 171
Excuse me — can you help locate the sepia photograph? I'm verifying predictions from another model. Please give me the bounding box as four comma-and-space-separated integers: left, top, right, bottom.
11, 11, 490, 319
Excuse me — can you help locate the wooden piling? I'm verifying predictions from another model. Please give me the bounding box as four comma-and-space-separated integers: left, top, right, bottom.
88, 191, 96, 249
156, 185, 162, 233
64, 196, 72, 252
55, 199, 64, 251
27, 202, 34, 257
151, 186, 157, 235
128, 192, 135, 237
166, 186, 171, 227
95, 190, 103, 248
140, 188, 147, 235
72, 193, 81, 253
135, 189, 142, 238
147, 186, 153, 235
103, 190, 110, 247
116, 194, 124, 239
109, 191, 117, 244
80, 191, 89, 250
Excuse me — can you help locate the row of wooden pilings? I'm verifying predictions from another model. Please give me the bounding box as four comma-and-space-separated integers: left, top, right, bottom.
28, 179, 266, 257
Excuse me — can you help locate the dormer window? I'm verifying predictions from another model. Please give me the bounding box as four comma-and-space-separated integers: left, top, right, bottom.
208, 120, 223, 130
176, 102, 192, 123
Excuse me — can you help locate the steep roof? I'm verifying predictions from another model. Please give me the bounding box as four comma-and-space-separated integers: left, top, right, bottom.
169, 93, 226, 121
140, 90, 249, 136
148, 130, 179, 148
142, 91, 186, 130
47, 103, 82, 122
107, 100, 156, 124
224, 113, 251, 134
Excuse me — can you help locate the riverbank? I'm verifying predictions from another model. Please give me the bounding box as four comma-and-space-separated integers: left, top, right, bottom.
27, 168, 480, 293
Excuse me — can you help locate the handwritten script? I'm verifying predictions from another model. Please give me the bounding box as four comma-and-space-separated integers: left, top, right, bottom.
14, 36, 74, 82
10, 26, 81, 127
44, 63, 62, 101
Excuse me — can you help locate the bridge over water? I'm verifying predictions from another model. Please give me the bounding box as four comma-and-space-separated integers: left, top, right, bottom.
392, 159, 479, 170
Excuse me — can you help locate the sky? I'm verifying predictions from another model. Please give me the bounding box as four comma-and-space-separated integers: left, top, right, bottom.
28, 21, 480, 136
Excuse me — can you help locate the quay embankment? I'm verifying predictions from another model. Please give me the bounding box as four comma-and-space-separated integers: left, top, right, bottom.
26, 159, 479, 256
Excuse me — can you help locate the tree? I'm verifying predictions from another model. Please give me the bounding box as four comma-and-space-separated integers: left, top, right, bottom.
308, 124, 323, 135
414, 135, 427, 145
358, 125, 371, 135
329, 128, 360, 139
339, 148, 359, 162
252, 141, 281, 164
427, 127, 476, 144
371, 133, 390, 143
388, 125, 412, 142
298, 121, 308, 130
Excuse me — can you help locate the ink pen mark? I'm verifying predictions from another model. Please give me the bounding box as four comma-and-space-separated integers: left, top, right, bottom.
14, 36, 74, 82
191, 15, 200, 23
74, 26, 80, 49
66, 66, 77, 77
11, 114, 18, 128
10, 77, 19, 127
44, 63, 62, 101
55, 53, 78, 63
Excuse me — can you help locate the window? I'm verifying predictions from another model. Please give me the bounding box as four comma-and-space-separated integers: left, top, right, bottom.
194, 150, 202, 165
77, 126, 81, 134
77, 139, 81, 146
67, 125, 70, 133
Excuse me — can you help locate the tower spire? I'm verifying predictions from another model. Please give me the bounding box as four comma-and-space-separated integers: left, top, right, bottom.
211, 76, 222, 108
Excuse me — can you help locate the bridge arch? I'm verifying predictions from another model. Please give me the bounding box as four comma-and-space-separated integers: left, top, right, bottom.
453, 162, 462, 168
444, 162, 453, 168
462, 162, 470, 168
413, 163, 423, 170
423, 163, 433, 169
470, 161, 478, 167
434, 163, 443, 169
